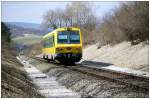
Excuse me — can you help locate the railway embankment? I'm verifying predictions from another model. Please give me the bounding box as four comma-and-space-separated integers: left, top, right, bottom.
1, 45, 43, 98
83, 41, 149, 74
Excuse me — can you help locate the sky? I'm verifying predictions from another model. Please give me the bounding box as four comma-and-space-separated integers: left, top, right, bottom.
2, 1, 121, 24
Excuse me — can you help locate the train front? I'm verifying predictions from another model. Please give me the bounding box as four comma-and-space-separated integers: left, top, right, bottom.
55, 28, 82, 64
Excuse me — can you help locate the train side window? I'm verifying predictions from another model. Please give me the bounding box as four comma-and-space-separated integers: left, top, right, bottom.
43, 35, 54, 48
43, 40, 46, 48
41, 40, 44, 47
53, 35, 55, 47
49, 35, 54, 48
50, 36, 52, 47
46, 38, 49, 48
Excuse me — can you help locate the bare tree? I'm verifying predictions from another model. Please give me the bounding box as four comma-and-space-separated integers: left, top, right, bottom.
96, 1, 149, 46
42, 9, 58, 29
42, 2, 97, 45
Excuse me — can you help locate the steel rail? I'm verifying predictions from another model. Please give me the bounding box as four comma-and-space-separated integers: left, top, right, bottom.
32, 56, 149, 93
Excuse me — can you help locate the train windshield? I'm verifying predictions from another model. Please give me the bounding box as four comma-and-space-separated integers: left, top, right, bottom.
58, 32, 68, 43
58, 31, 80, 44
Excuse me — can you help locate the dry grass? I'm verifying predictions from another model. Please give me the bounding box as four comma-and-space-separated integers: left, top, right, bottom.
1, 45, 43, 98
83, 41, 149, 72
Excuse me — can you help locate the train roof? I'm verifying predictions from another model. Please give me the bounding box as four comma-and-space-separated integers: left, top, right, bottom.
43, 27, 80, 39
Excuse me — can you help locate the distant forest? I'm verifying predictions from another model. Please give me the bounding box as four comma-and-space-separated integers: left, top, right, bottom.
6, 23, 49, 37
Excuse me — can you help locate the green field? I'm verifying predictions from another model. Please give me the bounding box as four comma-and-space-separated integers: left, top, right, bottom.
12, 34, 42, 45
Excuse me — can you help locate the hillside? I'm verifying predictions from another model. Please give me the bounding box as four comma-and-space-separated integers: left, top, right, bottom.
12, 34, 42, 54
6, 22, 41, 29
12, 34, 42, 45
1, 22, 43, 98
5, 22, 50, 37
83, 42, 149, 72
1, 44, 43, 98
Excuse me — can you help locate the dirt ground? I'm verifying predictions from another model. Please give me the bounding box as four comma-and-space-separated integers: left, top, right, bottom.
1, 45, 43, 98
83, 42, 149, 72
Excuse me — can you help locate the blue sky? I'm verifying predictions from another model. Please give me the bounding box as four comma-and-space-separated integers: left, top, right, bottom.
2, 1, 120, 24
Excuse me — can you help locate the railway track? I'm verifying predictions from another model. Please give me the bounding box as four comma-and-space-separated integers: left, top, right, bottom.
17, 56, 80, 98
65, 65, 148, 92
33, 56, 149, 93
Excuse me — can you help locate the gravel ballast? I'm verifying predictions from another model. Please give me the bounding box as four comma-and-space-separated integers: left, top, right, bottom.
26, 56, 149, 98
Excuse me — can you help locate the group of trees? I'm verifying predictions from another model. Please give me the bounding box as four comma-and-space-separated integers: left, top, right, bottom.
1, 22, 11, 45
43, 1, 149, 46
97, 2, 149, 46
42, 2, 96, 44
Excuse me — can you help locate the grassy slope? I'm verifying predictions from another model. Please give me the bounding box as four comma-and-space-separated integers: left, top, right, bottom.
1, 44, 43, 98
12, 34, 42, 45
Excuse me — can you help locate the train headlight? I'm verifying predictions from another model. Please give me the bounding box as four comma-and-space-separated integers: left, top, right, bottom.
66, 47, 71, 50
56, 48, 63, 51
76, 48, 81, 52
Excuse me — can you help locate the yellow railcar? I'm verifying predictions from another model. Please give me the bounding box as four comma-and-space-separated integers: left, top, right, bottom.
42, 27, 82, 64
